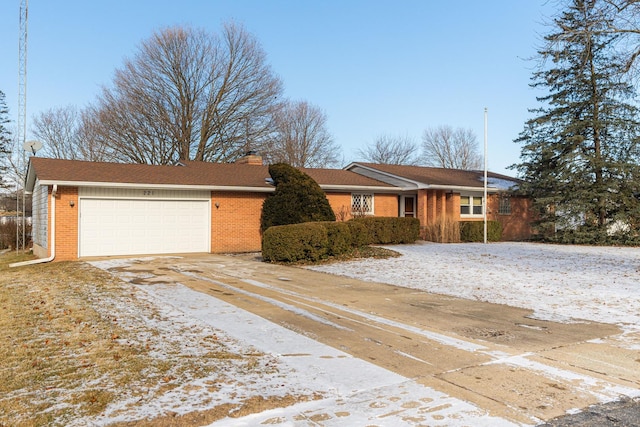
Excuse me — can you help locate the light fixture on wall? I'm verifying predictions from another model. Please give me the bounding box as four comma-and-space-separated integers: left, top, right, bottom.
214, 201, 220, 209
69, 200, 75, 207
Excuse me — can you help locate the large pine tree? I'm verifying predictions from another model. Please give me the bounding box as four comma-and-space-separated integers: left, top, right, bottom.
515, 0, 640, 243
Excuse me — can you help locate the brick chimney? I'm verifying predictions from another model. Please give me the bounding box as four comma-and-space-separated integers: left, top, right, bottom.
235, 150, 263, 165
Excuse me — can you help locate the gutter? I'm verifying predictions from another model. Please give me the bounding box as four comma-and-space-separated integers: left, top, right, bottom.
35, 180, 276, 193
10, 184, 57, 268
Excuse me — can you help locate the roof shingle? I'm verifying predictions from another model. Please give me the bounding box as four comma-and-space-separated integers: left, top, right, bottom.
26, 158, 393, 190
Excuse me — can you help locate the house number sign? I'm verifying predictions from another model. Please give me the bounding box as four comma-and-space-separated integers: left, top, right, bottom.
143, 190, 154, 196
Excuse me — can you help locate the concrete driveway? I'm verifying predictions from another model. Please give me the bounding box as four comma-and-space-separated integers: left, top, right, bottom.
99, 253, 640, 426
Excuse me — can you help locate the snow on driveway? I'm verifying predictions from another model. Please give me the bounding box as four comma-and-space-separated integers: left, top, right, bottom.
309, 242, 640, 335
90, 258, 517, 426
89, 242, 640, 426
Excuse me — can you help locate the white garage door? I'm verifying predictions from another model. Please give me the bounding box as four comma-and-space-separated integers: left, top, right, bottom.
79, 198, 210, 257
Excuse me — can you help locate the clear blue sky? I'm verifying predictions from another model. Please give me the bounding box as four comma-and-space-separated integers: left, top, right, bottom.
0, 1, 557, 175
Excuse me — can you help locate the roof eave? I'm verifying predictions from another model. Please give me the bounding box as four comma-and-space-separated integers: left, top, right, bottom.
345, 163, 424, 188
24, 160, 38, 192
319, 184, 399, 192
35, 180, 276, 193
424, 184, 501, 193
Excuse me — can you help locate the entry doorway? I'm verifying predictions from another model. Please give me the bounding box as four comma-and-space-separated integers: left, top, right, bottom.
401, 195, 415, 218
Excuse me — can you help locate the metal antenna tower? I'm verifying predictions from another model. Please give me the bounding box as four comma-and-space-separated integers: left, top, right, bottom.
17, 0, 28, 251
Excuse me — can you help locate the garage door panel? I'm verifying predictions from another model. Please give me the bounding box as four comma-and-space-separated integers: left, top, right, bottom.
80, 198, 210, 257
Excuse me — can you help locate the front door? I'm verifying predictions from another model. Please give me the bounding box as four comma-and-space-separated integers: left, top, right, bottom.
402, 196, 415, 217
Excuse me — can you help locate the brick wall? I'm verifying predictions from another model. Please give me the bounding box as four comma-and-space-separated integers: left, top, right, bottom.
493, 195, 534, 241
326, 192, 399, 220
53, 186, 79, 261
41, 185, 534, 261
462, 194, 534, 241
326, 193, 353, 221
211, 191, 267, 253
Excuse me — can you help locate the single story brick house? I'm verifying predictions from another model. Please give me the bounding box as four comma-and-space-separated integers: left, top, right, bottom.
24, 154, 533, 261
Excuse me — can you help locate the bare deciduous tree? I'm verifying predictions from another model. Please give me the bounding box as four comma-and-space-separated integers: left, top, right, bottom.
90, 23, 283, 165
32, 106, 107, 161
263, 100, 339, 168
357, 134, 419, 165
421, 125, 482, 170
33, 106, 78, 160
0, 91, 11, 187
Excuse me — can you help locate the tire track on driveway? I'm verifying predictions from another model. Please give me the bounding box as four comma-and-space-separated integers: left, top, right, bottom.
96, 254, 640, 425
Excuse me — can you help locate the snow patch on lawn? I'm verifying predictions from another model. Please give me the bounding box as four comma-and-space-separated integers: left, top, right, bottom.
309, 242, 640, 334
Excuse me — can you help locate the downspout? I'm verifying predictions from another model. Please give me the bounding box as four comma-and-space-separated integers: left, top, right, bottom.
10, 184, 57, 267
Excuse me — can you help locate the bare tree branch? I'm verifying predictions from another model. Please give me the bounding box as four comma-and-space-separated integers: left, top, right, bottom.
357, 134, 419, 165
0, 90, 11, 187
263, 100, 339, 168
90, 23, 283, 165
421, 125, 482, 170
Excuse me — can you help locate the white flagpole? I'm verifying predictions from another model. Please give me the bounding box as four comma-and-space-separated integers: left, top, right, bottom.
483, 108, 488, 244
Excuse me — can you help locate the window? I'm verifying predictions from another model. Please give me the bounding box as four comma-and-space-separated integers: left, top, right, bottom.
498, 195, 511, 215
352, 193, 374, 215
460, 195, 483, 216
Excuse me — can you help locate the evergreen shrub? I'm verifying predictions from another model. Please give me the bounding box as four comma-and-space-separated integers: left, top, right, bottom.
261, 163, 335, 231
321, 221, 352, 256
262, 223, 328, 262
350, 217, 420, 244
459, 221, 502, 242
345, 220, 369, 247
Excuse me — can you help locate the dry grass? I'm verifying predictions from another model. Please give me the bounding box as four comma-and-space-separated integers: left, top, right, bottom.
423, 218, 461, 243
0, 252, 316, 426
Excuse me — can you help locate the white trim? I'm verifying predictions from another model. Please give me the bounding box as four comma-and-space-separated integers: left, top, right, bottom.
460, 194, 484, 218
344, 163, 502, 193
400, 195, 416, 217
36, 180, 275, 193
345, 163, 423, 189
320, 184, 399, 192
351, 193, 375, 215
35, 179, 400, 194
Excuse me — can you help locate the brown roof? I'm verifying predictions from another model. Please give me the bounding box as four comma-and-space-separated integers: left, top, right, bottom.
28, 157, 273, 188
351, 163, 520, 189
302, 168, 394, 187
26, 158, 393, 190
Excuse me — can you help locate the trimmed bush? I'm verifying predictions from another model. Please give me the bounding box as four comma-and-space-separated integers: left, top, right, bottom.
262, 223, 328, 263
261, 163, 335, 231
459, 221, 502, 242
350, 217, 420, 244
262, 217, 421, 263
321, 221, 352, 256
345, 220, 369, 247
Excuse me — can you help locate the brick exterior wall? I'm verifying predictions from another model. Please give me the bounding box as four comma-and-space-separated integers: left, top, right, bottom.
373, 193, 400, 217
37, 185, 534, 262
491, 195, 534, 241
211, 191, 267, 253
53, 186, 79, 261
325, 193, 353, 221
458, 193, 534, 241
325, 192, 399, 221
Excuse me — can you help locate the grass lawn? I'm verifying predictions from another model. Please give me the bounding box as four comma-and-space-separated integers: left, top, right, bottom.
0, 252, 309, 427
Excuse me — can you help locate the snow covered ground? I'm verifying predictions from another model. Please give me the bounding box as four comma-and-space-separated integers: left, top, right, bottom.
88, 242, 640, 426
310, 242, 640, 336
